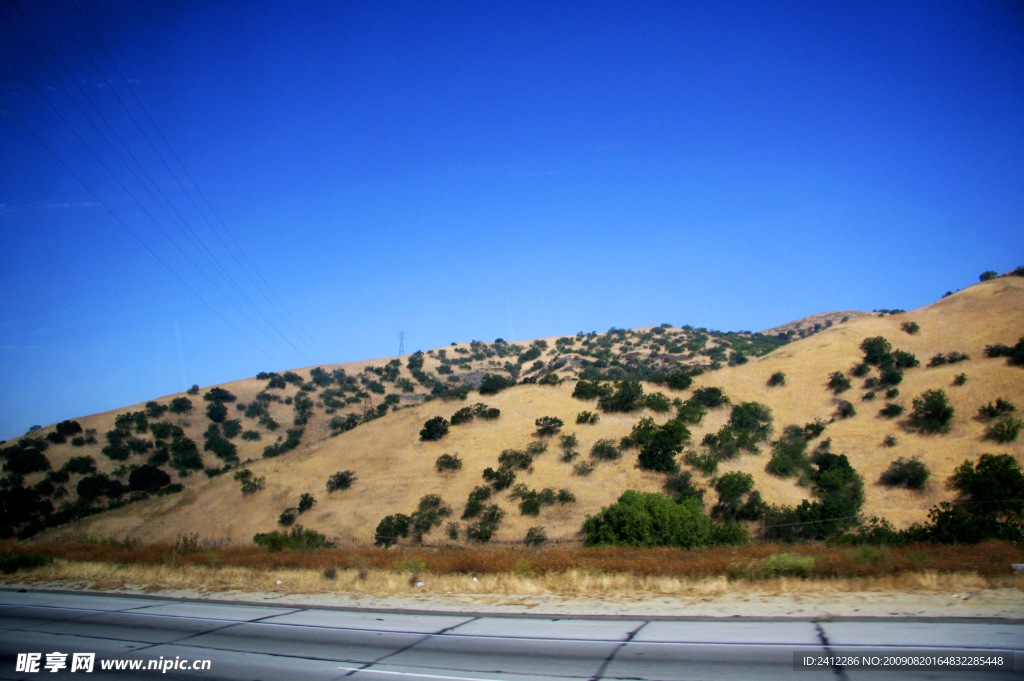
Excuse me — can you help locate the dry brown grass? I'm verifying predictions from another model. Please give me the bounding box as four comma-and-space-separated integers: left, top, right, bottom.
8, 539, 1023, 581
12, 560, 1019, 598
19, 278, 1024, 546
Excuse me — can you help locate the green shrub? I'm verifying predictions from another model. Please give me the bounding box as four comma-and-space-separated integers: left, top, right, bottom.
465, 504, 504, 542
860, 336, 892, 366
636, 419, 690, 473
851, 362, 871, 377
828, 371, 851, 394
0, 553, 53, 574
482, 466, 516, 490
170, 437, 202, 470
675, 399, 707, 425
203, 387, 236, 403
883, 434, 898, 447
410, 494, 452, 541
879, 402, 904, 418
572, 380, 613, 400
326, 470, 356, 492
435, 453, 463, 473
241, 430, 261, 441
711, 472, 766, 522
766, 431, 808, 478
978, 398, 1016, 419
255, 525, 334, 551
691, 387, 729, 408
461, 486, 493, 519
278, 507, 299, 526
538, 373, 562, 386
759, 553, 815, 578
862, 391, 876, 401
901, 321, 920, 335
557, 488, 576, 504
836, 400, 856, 419
127, 464, 170, 493
535, 416, 564, 437
879, 457, 929, 490
767, 372, 786, 387
297, 493, 316, 513
419, 416, 450, 441
582, 491, 712, 548
908, 389, 954, 434
203, 433, 237, 462
892, 350, 919, 369
576, 411, 599, 425
683, 450, 718, 475
450, 407, 475, 425
479, 374, 516, 395
663, 470, 704, 503
475, 403, 500, 419
573, 460, 596, 476
948, 453, 1024, 518
221, 419, 243, 439
979, 270, 998, 281
590, 438, 621, 460
374, 514, 411, 547
645, 392, 672, 413
763, 451, 865, 542
598, 381, 646, 413
524, 526, 547, 547
206, 402, 228, 424
662, 369, 694, 391
986, 417, 1022, 443
953, 373, 967, 386
560, 433, 579, 451
234, 469, 265, 495
984, 336, 1024, 367
262, 428, 303, 458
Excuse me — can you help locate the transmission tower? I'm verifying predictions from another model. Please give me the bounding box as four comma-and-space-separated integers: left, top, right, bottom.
398, 331, 405, 356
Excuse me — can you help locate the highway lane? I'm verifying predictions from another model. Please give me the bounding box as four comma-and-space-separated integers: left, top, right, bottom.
1, 590, 1021, 680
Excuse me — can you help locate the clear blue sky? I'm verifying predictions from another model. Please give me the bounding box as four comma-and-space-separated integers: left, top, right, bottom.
1, 1, 1022, 440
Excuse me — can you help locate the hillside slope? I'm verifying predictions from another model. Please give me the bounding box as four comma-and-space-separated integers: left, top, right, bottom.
7, 277, 1023, 546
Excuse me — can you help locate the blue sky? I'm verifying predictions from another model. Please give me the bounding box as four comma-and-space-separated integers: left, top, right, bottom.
1, 1, 1022, 440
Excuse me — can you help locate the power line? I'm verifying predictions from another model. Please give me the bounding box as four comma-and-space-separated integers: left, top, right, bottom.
0, 91, 283, 367
28, 0, 317, 368
58, 0, 331, 363
0, 39, 300, 367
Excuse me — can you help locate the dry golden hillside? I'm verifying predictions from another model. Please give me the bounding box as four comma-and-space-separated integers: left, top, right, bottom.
10, 276, 1024, 546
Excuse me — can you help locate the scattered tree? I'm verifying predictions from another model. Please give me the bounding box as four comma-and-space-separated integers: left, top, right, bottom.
419, 416, 450, 441
435, 453, 463, 473
908, 389, 955, 434
326, 470, 356, 492
879, 457, 929, 490
535, 416, 564, 437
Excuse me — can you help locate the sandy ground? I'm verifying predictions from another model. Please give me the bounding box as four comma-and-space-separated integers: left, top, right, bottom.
5, 580, 1022, 619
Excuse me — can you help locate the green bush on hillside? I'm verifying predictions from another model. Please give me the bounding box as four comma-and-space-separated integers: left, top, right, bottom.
879, 457, 929, 490
908, 389, 954, 434
582, 491, 712, 548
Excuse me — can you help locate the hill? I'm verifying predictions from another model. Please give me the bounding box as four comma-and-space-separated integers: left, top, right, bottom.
3, 275, 1023, 546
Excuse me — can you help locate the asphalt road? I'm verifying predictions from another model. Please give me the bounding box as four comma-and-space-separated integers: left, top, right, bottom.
1, 590, 1021, 680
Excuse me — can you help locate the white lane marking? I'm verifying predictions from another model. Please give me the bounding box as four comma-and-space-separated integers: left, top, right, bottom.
337, 668, 503, 681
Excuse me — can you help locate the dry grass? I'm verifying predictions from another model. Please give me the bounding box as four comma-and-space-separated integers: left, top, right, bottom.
18, 278, 1024, 546
7, 540, 1023, 584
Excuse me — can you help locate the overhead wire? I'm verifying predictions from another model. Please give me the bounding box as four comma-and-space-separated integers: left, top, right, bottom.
0, 36, 304, 368
30, 0, 320, 367
57, 0, 331, 363
0, 91, 283, 367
